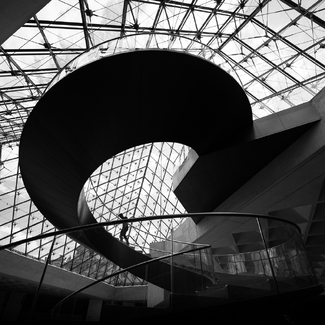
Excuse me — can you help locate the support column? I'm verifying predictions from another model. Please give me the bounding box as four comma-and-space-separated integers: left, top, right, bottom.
86, 299, 103, 322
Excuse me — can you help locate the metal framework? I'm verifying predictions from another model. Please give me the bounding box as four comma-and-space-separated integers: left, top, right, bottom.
1, 0, 325, 286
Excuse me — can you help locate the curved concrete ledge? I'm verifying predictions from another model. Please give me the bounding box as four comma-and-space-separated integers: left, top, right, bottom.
19, 49, 252, 292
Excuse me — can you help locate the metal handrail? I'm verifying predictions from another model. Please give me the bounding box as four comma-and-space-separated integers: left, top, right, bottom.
0, 211, 301, 252
50, 244, 210, 316
1, 212, 317, 321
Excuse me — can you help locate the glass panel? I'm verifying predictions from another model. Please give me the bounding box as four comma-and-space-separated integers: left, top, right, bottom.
258, 218, 318, 293
6, 213, 319, 322
203, 216, 277, 300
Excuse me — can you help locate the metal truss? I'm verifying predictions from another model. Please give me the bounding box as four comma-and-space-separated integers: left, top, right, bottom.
1, 0, 325, 286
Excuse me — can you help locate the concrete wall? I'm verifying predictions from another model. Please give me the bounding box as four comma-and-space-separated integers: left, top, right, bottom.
147, 283, 169, 308
214, 90, 325, 215
112, 285, 147, 302
173, 149, 199, 190
169, 88, 325, 247
150, 218, 198, 255
0, 249, 115, 299
86, 299, 103, 321
0, 249, 147, 302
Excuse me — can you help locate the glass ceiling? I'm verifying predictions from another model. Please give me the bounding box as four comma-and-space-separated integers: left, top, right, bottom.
1, 0, 325, 286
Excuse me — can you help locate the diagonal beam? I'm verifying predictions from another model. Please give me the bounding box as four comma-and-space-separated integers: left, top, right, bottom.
79, 0, 93, 48
203, 0, 271, 53
121, 0, 129, 37
249, 71, 325, 107
252, 18, 325, 71
33, 15, 61, 69
235, 36, 304, 91
280, 0, 325, 29
216, 49, 281, 110
0, 46, 43, 97
145, 3, 165, 48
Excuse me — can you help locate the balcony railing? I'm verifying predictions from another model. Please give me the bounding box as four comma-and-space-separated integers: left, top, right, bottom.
0, 212, 321, 321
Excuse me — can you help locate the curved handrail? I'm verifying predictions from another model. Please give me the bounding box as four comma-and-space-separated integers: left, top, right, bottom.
0, 212, 301, 252
45, 32, 227, 93
0, 212, 302, 252
213, 234, 299, 262
86, 177, 207, 251
2, 211, 320, 320
50, 243, 210, 315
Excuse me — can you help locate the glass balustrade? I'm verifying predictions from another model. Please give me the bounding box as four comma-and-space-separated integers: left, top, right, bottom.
0, 212, 321, 321
142, 214, 319, 303
191, 216, 319, 301
45, 32, 220, 93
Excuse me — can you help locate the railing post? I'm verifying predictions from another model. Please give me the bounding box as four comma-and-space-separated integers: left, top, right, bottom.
170, 225, 174, 311
256, 218, 279, 294
207, 246, 216, 284
28, 235, 56, 321
280, 243, 293, 277
258, 251, 267, 276
199, 249, 204, 291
